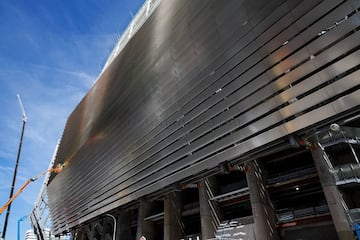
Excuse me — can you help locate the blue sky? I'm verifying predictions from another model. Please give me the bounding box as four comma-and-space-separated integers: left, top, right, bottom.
0, 0, 144, 239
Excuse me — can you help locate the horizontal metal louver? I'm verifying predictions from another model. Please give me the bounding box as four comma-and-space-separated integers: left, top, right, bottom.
48, 0, 360, 233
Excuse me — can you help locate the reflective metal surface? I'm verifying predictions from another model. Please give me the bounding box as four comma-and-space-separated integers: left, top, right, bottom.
48, 0, 360, 234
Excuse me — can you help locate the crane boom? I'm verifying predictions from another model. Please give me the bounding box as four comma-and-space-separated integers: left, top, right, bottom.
0, 163, 66, 215
0, 180, 32, 214
2, 94, 28, 239
17, 94, 27, 123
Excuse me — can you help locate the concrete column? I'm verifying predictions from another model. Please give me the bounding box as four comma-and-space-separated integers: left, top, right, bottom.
136, 200, 155, 240
310, 145, 354, 240
198, 177, 220, 239
164, 191, 183, 240
116, 210, 132, 240
83, 225, 92, 240
246, 160, 279, 240
78, 227, 87, 240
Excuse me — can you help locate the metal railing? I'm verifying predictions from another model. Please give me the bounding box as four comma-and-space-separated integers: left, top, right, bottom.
181, 234, 201, 240
211, 187, 249, 202
30, 144, 59, 239
214, 217, 255, 240
347, 208, 360, 223
101, 0, 161, 73
333, 163, 360, 185
276, 205, 330, 223
267, 166, 317, 185
318, 126, 360, 147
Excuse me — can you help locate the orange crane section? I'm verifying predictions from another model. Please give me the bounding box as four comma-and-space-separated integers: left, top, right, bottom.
0, 163, 66, 215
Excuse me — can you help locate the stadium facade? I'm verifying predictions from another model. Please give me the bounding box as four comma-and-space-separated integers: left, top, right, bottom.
45, 0, 360, 239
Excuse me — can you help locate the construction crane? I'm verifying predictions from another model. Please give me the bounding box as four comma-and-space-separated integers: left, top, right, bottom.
0, 163, 66, 215
2, 94, 28, 239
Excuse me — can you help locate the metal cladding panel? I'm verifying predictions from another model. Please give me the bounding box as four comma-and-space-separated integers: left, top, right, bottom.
48, 0, 360, 233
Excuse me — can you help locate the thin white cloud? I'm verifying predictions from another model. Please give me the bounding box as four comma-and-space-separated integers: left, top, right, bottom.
29, 63, 96, 88
0, 166, 14, 172
0, 0, 145, 238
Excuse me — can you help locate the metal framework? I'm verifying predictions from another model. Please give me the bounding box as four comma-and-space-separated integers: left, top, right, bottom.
101, 0, 161, 73
30, 144, 59, 239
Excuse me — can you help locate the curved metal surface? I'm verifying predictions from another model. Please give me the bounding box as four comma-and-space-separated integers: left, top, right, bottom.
48, 0, 360, 234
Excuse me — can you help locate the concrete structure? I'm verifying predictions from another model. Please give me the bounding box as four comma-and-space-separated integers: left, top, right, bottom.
41, 0, 360, 239
164, 192, 183, 240
198, 179, 219, 239
136, 200, 155, 240
246, 160, 279, 240
311, 145, 354, 239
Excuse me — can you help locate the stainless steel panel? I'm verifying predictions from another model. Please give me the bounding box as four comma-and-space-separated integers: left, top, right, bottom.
128, 0, 310, 152
304, 11, 360, 54
284, 96, 354, 134
300, 1, 354, 43
213, 0, 248, 23
325, 70, 360, 96
48, 0, 360, 234
249, 0, 287, 35
314, 30, 360, 67
229, 52, 264, 79
254, 1, 293, 45
225, 37, 259, 68
316, 50, 360, 81
290, 0, 323, 20
295, 0, 343, 29
260, 26, 303, 65
350, 0, 360, 9
331, 89, 360, 114
270, 60, 317, 90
